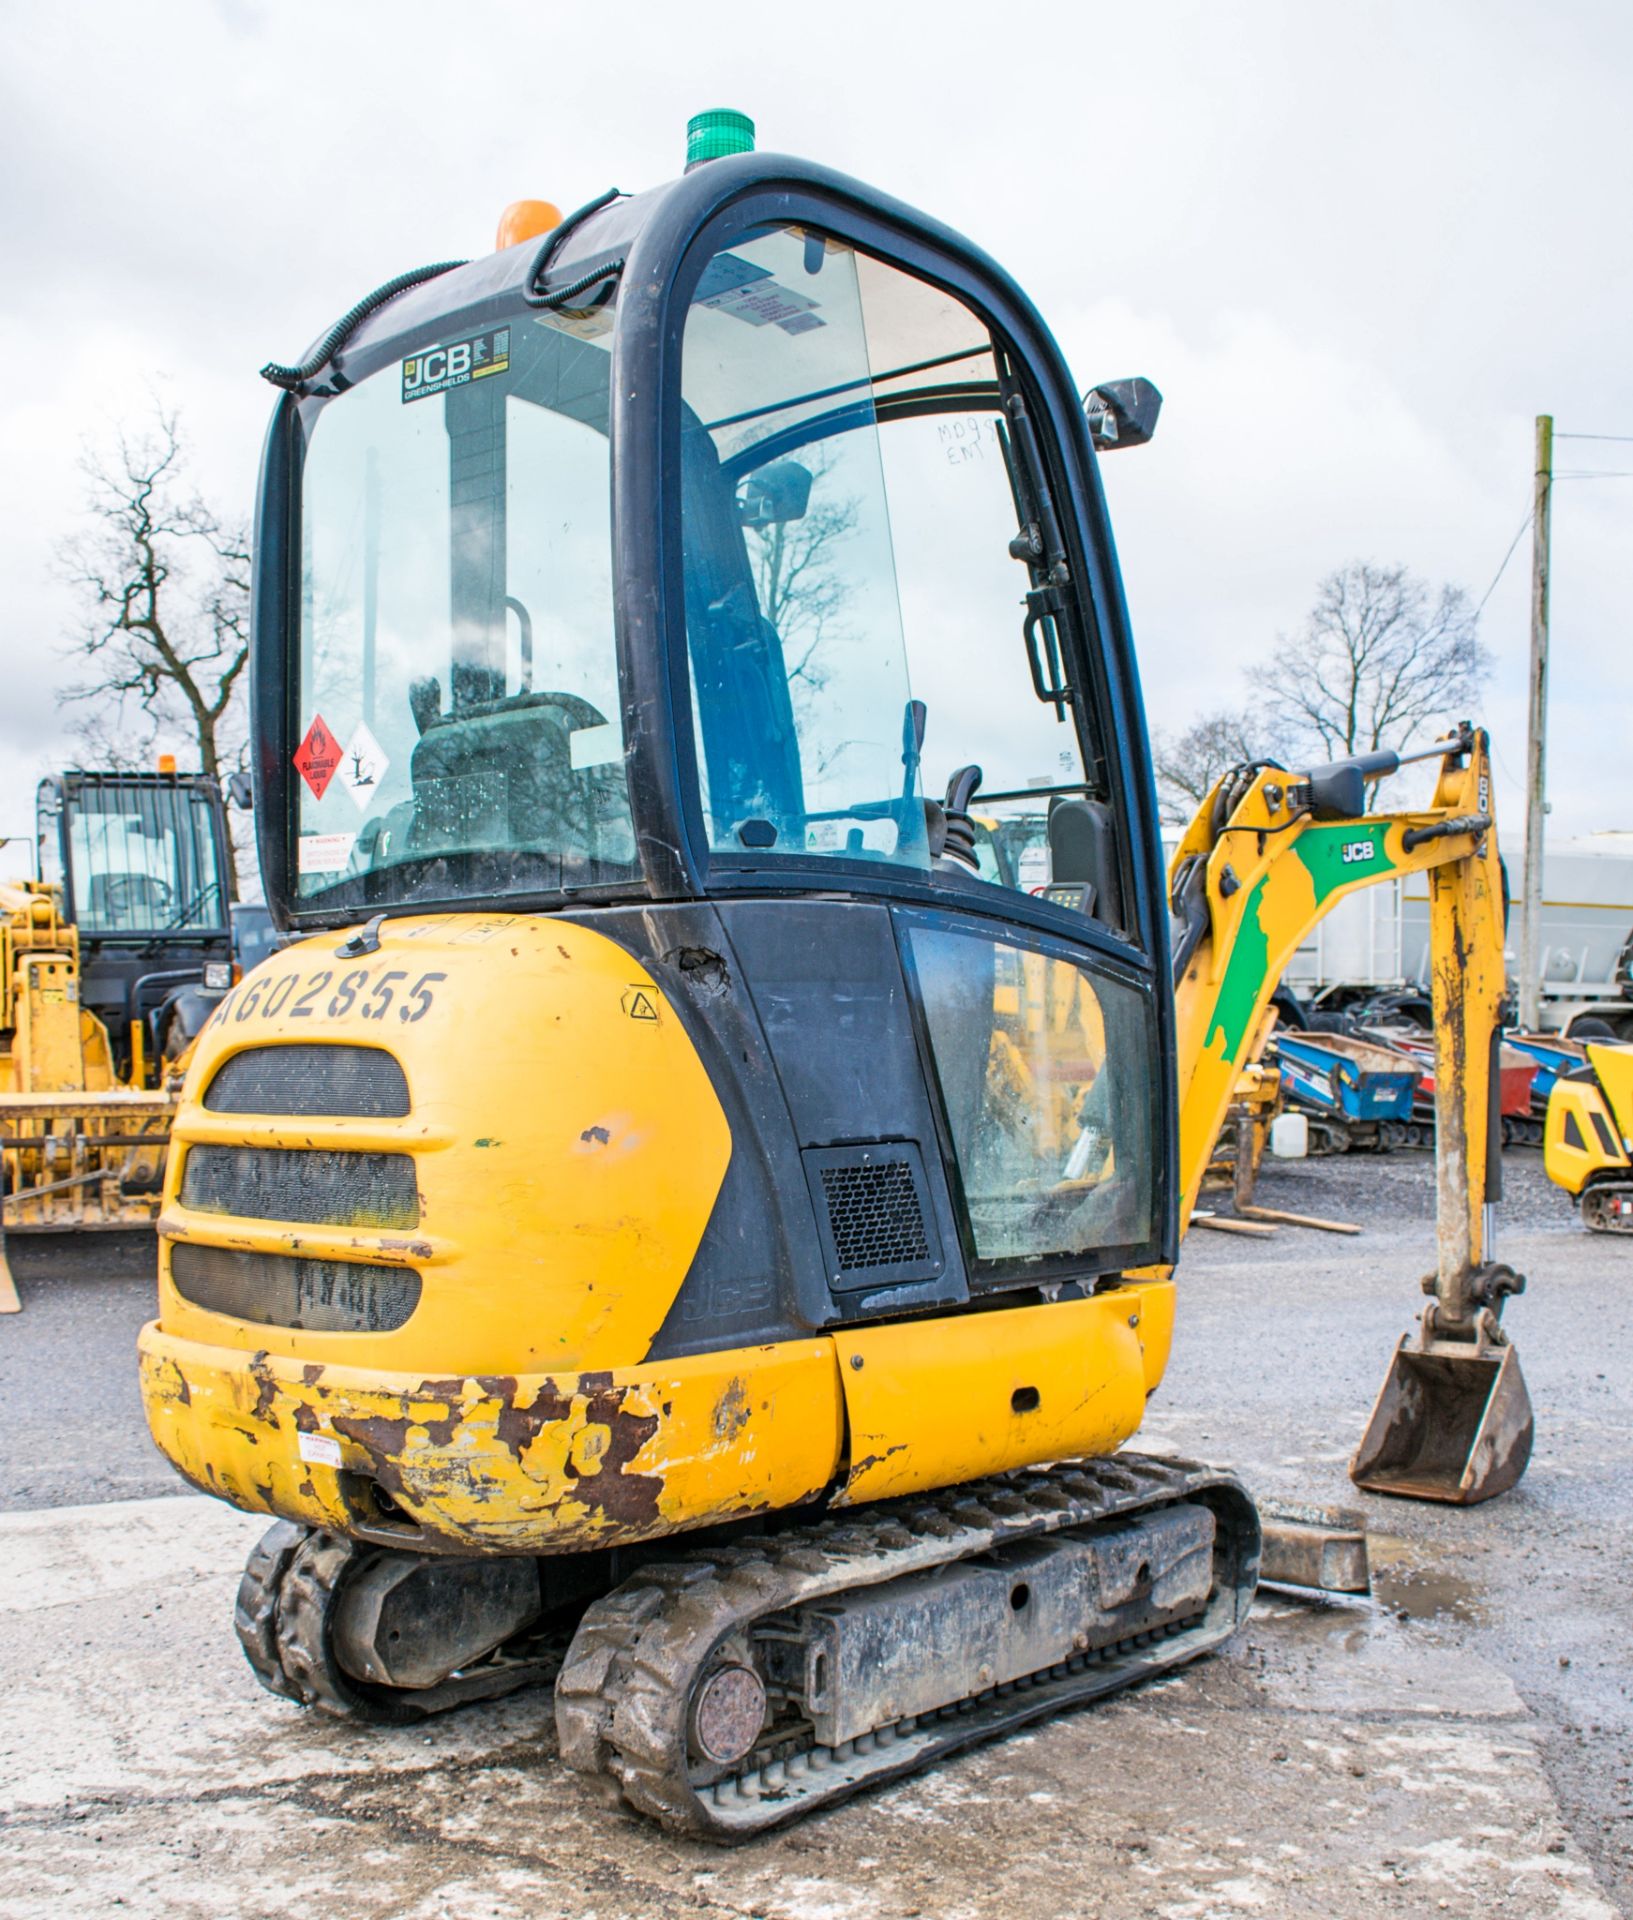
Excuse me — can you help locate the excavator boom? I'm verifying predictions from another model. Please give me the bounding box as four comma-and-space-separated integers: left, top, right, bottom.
1165, 724, 1533, 1502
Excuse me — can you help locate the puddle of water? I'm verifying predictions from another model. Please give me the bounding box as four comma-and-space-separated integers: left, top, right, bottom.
1253, 1593, 1378, 1656
1367, 1535, 1487, 1623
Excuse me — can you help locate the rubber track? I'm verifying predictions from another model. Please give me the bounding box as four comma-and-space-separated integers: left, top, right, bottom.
237, 1522, 560, 1724
555, 1452, 1259, 1840
273, 1531, 428, 1724
234, 1519, 308, 1703
1583, 1181, 1633, 1233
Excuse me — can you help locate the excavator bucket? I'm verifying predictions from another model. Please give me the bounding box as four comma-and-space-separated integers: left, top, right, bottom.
1350, 1335, 1533, 1504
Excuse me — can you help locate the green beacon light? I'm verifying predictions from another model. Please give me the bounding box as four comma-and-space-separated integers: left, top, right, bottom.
686, 108, 755, 170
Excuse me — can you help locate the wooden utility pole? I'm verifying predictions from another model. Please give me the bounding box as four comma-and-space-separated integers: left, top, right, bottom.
1518, 415, 1552, 1031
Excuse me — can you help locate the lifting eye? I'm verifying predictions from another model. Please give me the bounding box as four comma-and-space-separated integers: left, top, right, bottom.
1011, 1386, 1040, 1414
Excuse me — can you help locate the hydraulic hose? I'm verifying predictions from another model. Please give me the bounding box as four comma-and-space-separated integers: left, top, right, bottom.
260, 261, 468, 392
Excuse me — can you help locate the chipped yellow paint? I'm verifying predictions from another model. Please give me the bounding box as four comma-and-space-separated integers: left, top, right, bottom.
832, 1282, 1174, 1506
139, 1321, 846, 1553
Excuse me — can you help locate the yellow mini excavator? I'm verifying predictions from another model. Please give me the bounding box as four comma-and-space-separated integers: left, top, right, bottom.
1543, 1039, 1633, 1231
138, 112, 1531, 1836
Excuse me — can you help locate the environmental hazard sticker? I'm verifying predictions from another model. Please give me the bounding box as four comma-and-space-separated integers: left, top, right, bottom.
338, 720, 389, 812
294, 714, 342, 800
402, 328, 510, 403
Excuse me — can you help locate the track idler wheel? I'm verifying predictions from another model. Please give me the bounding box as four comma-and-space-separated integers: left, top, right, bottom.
234, 1521, 554, 1724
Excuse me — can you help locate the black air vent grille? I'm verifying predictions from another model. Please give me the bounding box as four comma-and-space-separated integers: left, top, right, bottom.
170, 1242, 421, 1332
803, 1142, 944, 1294
820, 1160, 930, 1270
181, 1145, 420, 1228
203, 1045, 410, 1117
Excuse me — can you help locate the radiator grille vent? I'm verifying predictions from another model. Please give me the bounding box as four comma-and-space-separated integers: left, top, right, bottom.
820, 1159, 930, 1271
181, 1145, 420, 1229
203, 1045, 410, 1117
170, 1242, 421, 1332
803, 1142, 944, 1293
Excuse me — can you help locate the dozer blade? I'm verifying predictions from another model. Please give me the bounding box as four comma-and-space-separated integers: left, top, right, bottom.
1350, 1336, 1533, 1505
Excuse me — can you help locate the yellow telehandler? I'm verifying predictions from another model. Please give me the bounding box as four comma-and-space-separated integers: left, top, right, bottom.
0, 768, 235, 1310
137, 110, 1530, 1836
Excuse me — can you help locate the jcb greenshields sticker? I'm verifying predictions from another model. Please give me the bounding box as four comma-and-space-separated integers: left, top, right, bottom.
402, 328, 510, 402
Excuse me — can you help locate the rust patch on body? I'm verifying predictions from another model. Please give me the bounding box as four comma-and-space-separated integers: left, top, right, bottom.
483, 1375, 663, 1527
564, 1382, 663, 1527
247, 1353, 279, 1424
713, 1376, 751, 1441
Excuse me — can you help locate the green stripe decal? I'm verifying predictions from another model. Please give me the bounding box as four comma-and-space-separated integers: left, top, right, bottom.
1205, 874, 1271, 1066
1203, 825, 1396, 1068
1292, 823, 1397, 900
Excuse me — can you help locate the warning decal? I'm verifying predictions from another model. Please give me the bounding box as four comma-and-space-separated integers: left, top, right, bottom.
338, 720, 390, 812
621, 986, 660, 1023
298, 832, 356, 874
694, 252, 825, 335
294, 715, 342, 800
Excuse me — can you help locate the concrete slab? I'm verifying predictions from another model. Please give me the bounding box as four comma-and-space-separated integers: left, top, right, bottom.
0, 1494, 1619, 1920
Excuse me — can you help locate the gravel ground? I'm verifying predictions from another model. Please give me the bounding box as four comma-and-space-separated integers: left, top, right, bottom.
1167, 1144, 1632, 1910
0, 1148, 1627, 1918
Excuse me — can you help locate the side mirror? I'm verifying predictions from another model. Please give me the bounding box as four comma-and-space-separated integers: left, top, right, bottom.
226, 770, 254, 811
1084, 377, 1162, 451
737, 460, 814, 527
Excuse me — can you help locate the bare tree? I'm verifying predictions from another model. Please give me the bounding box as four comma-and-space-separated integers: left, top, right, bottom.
744, 451, 859, 701
1249, 560, 1489, 764
60, 403, 249, 897
1151, 708, 1269, 828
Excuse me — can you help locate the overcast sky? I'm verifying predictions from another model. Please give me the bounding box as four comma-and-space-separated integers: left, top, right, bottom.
3, 0, 1630, 885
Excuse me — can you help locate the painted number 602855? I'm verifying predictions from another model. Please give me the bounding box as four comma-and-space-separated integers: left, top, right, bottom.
221, 966, 449, 1027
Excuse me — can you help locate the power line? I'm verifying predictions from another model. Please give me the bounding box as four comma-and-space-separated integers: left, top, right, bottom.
1475, 508, 1533, 615
1555, 431, 1633, 443
1554, 469, 1633, 480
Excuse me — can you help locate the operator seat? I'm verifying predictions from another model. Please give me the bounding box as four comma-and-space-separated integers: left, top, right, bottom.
405, 689, 636, 872
1047, 797, 1123, 931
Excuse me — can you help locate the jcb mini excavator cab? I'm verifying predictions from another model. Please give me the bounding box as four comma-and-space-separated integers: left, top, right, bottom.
36, 770, 235, 1074
141, 119, 1259, 1835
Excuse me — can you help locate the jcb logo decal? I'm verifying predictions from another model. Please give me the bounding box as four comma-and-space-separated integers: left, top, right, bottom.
1341, 839, 1377, 865
403, 328, 510, 403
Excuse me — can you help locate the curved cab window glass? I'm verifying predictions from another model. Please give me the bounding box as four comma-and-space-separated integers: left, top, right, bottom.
297, 300, 635, 906
679, 225, 1118, 920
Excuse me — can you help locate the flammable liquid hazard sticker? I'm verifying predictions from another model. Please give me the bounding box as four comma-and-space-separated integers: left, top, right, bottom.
294, 714, 342, 800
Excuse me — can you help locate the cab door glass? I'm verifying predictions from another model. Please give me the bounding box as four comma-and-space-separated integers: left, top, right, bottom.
875, 412, 1101, 903
679, 223, 1123, 930
903, 918, 1156, 1266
